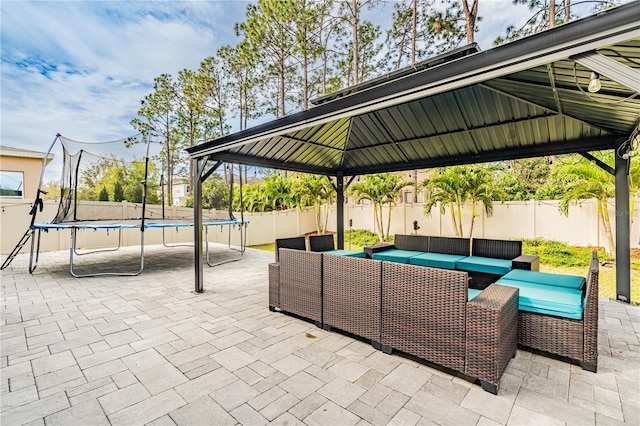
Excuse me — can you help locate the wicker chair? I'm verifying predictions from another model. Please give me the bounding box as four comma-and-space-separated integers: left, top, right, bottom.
269, 237, 307, 310
393, 234, 430, 252
465, 238, 523, 289
517, 252, 599, 372
472, 238, 522, 259
309, 234, 335, 252
322, 254, 382, 345
429, 236, 470, 256
273, 248, 323, 327
380, 262, 518, 394
274, 237, 306, 262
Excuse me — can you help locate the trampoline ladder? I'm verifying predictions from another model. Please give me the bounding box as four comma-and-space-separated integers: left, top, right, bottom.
1, 228, 33, 270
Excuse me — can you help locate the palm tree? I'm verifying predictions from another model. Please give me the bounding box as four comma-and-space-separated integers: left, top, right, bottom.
552, 154, 616, 256
381, 174, 414, 240
349, 173, 412, 242
422, 167, 466, 236
236, 184, 270, 212
292, 174, 336, 234
263, 173, 293, 210
464, 166, 503, 237
422, 165, 501, 237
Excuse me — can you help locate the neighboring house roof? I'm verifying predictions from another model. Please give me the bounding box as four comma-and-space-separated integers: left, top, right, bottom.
0, 146, 54, 163
186, 2, 639, 176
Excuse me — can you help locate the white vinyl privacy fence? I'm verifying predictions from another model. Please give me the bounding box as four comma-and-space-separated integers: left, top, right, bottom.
1, 198, 638, 255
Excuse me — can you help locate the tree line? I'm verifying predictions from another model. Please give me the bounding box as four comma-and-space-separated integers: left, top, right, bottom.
127, 0, 615, 206
48, 0, 630, 254
186, 153, 637, 256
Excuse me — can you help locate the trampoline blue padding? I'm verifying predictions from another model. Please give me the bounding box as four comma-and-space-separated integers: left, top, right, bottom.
33, 222, 139, 230
33, 218, 248, 231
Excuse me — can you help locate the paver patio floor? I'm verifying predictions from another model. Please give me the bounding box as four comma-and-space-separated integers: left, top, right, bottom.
1, 244, 639, 425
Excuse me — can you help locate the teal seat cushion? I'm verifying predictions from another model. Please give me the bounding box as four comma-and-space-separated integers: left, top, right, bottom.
325, 250, 366, 258
468, 288, 482, 301
456, 256, 512, 275
409, 252, 466, 269
372, 249, 423, 264
502, 269, 585, 290
496, 278, 584, 320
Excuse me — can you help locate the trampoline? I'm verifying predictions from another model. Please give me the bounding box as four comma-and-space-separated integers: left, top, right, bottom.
2, 133, 248, 277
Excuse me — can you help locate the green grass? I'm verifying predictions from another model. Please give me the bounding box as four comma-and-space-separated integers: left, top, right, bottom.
250, 233, 639, 303
540, 263, 639, 304
343, 229, 392, 251
522, 238, 612, 267
249, 243, 275, 252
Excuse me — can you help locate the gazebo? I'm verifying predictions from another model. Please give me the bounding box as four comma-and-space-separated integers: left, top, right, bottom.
187, 1, 640, 301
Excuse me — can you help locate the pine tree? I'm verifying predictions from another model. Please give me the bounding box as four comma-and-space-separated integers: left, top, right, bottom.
113, 182, 124, 202
98, 187, 109, 202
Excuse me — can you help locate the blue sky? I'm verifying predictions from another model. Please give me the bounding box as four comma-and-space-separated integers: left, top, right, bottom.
1, 0, 619, 164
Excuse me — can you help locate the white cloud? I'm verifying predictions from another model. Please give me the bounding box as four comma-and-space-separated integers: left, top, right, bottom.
1, 1, 248, 157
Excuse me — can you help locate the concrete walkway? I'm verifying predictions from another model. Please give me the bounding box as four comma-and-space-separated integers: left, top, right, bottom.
1, 244, 639, 425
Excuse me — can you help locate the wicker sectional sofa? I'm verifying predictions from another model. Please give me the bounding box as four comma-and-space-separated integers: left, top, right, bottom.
269, 245, 519, 394
268, 235, 600, 390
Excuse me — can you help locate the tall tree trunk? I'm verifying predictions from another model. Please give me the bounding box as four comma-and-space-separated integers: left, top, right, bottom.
280, 58, 286, 117
386, 202, 392, 241
373, 202, 383, 242
411, 0, 417, 65
599, 199, 616, 258
396, 31, 407, 70
323, 203, 330, 234
315, 202, 321, 234
468, 200, 476, 238
352, 0, 359, 85
449, 203, 459, 237
461, 0, 478, 44
549, 0, 556, 28
456, 197, 464, 237
302, 4, 309, 111
564, 0, 571, 23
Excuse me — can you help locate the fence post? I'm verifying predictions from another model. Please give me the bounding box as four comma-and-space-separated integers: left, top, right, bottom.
532, 200, 536, 239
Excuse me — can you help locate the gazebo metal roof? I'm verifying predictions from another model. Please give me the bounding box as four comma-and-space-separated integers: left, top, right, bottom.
187, 2, 639, 176
187, 1, 640, 300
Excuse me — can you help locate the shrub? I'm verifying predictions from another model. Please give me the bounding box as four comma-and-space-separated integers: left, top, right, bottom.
523, 238, 611, 267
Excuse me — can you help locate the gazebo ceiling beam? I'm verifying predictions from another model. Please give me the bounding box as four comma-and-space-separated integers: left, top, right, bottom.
571, 51, 640, 93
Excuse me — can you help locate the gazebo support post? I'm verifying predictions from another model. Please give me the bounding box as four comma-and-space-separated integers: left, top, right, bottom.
336, 172, 345, 249
615, 138, 631, 303
193, 158, 204, 293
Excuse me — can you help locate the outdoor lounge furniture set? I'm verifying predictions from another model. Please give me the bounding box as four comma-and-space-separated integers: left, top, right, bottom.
268, 234, 599, 394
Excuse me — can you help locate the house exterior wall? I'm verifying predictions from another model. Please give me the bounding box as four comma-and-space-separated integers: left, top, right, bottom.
0, 154, 46, 199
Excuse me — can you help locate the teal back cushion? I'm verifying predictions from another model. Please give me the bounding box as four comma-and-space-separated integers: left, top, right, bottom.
372, 249, 423, 264
409, 252, 465, 270
325, 250, 366, 258
456, 256, 512, 275
502, 269, 585, 290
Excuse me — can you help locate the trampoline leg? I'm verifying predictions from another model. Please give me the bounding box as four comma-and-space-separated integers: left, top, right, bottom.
73, 228, 123, 256
206, 223, 246, 267
69, 227, 145, 278
28, 229, 40, 274
69, 228, 77, 276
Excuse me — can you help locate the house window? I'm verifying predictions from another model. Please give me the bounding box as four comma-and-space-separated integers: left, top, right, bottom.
0, 171, 24, 198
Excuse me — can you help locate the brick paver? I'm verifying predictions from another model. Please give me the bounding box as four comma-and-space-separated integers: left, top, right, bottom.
1, 244, 639, 425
